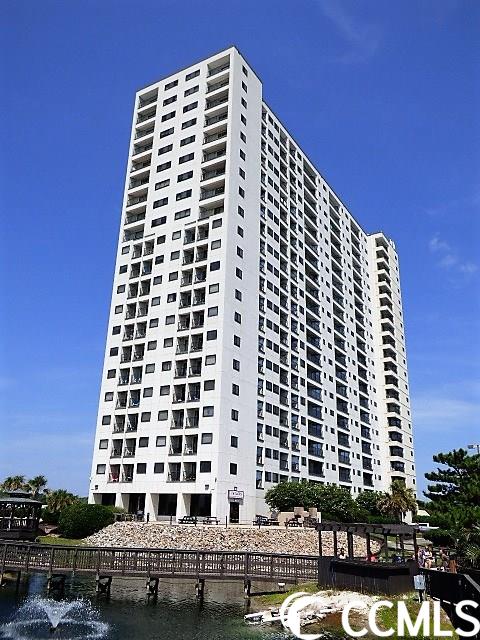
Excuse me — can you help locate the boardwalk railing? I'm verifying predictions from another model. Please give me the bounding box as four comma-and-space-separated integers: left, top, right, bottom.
422, 568, 480, 635
0, 542, 319, 583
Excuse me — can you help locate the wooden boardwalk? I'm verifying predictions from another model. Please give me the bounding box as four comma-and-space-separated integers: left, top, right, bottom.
0, 542, 319, 584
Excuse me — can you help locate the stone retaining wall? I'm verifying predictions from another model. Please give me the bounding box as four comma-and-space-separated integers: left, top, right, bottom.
85, 522, 378, 556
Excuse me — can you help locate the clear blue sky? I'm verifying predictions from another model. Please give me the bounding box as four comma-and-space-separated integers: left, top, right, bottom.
1, 0, 478, 496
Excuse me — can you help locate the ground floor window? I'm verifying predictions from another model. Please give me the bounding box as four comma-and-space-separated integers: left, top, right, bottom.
157, 493, 177, 516
190, 494, 211, 517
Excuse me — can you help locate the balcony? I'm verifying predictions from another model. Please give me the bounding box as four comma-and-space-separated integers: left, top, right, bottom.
207, 62, 230, 77
135, 126, 154, 140
205, 94, 228, 111
129, 176, 149, 189
126, 194, 147, 208
207, 78, 229, 94
138, 94, 157, 108
200, 186, 224, 201
203, 129, 227, 145
137, 108, 156, 124
132, 143, 152, 157
125, 212, 145, 226
205, 111, 228, 127
201, 167, 225, 182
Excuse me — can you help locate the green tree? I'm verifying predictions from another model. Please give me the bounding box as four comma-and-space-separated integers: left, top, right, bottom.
264, 481, 307, 512
377, 480, 417, 523
1, 475, 27, 491
265, 481, 362, 522
308, 484, 362, 522
423, 449, 480, 562
46, 489, 77, 515
27, 475, 48, 498
355, 490, 386, 518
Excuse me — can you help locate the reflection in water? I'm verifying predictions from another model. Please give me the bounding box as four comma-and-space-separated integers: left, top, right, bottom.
0, 574, 295, 640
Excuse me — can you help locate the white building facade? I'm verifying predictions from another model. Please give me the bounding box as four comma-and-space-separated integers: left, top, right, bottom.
88, 47, 416, 523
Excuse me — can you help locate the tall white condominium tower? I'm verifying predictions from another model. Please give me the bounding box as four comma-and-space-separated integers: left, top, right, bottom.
89, 47, 416, 523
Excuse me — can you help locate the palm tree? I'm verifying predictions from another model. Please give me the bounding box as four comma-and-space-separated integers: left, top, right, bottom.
1, 475, 27, 492
28, 475, 48, 498
377, 480, 418, 523
46, 489, 77, 514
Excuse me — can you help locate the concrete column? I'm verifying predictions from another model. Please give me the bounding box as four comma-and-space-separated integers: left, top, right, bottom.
145, 493, 156, 522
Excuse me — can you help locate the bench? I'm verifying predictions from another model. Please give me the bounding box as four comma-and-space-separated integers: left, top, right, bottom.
202, 517, 219, 525
253, 516, 279, 527
285, 518, 302, 528
178, 516, 197, 525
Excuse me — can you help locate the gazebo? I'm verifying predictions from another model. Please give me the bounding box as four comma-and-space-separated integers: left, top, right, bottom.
316, 521, 419, 561
0, 490, 42, 540
314, 521, 420, 594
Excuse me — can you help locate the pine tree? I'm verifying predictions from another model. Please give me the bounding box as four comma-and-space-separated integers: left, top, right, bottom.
424, 449, 480, 557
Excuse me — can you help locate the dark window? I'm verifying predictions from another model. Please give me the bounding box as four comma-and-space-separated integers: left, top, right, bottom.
176, 189, 192, 201
158, 144, 173, 155
179, 153, 194, 164
180, 135, 195, 146
160, 127, 174, 138
183, 101, 198, 113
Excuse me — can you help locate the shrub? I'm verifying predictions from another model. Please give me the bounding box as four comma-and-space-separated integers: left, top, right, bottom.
423, 528, 454, 546
42, 508, 60, 525
59, 503, 115, 539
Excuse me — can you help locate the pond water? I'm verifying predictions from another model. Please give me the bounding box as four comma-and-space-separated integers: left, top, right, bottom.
0, 573, 327, 640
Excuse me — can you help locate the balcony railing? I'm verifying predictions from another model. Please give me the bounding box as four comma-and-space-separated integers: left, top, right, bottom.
138, 95, 157, 108
200, 186, 224, 201
203, 130, 227, 145
207, 78, 229, 93
132, 144, 152, 156
205, 112, 228, 127
135, 127, 154, 140
207, 63, 230, 77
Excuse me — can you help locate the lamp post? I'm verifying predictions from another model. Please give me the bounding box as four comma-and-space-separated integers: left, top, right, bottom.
467, 444, 480, 455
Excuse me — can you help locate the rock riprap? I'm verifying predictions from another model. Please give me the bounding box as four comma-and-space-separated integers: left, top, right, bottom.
85, 522, 375, 556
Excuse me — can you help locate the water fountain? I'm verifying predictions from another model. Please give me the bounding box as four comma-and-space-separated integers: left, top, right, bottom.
0, 597, 109, 639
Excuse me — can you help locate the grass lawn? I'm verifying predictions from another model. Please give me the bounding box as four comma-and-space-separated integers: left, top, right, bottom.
36, 536, 84, 546
253, 586, 458, 639
254, 581, 319, 607
377, 594, 458, 639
